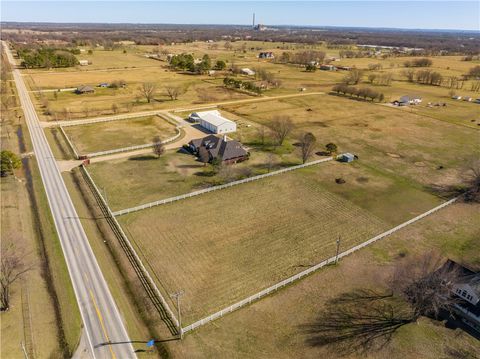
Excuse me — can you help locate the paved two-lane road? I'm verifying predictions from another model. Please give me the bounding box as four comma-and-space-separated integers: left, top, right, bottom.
3, 43, 136, 359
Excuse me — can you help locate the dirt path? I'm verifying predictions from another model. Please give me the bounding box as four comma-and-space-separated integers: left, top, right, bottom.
41, 91, 325, 128
89, 123, 206, 164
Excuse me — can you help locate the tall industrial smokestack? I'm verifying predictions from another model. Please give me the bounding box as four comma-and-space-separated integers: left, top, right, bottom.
252, 13, 255, 28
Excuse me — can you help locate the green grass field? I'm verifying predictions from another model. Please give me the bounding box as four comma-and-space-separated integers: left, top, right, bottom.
64, 115, 178, 154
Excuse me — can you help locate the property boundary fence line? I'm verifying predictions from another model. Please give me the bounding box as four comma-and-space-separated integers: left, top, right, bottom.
85, 127, 182, 158
59, 110, 166, 128
113, 156, 335, 216
80, 165, 180, 332
182, 196, 459, 333
58, 125, 79, 159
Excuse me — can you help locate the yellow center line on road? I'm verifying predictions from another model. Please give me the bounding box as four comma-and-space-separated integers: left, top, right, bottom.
89, 289, 117, 359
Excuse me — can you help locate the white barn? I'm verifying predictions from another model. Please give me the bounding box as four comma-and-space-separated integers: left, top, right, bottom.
190, 110, 237, 134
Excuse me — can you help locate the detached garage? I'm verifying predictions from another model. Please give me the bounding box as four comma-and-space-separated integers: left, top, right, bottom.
190, 110, 237, 134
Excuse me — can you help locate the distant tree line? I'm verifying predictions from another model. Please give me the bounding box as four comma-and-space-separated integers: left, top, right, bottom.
3, 23, 479, 54
277, 50, 326, 65
17, 47, 79, 68
332, 84, 384, 102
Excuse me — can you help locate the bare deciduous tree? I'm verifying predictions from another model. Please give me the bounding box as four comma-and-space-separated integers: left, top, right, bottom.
152, 136, 165, 158
390, 252, 461, 320
165, 85, 186, 101
1, 243, 32, 311
139, 82, 157, 103
299, 132, 317, 164
257, 125, 267, 146
269, 115, 294, 146
462, 158, 480, 203
198, 146, 210, 166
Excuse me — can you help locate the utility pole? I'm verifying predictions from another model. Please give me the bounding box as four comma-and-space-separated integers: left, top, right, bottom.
171, 290, 184, 339
335, 236, 341, 264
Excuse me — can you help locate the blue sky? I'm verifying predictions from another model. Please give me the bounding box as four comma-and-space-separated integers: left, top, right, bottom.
1, 1, 479, 31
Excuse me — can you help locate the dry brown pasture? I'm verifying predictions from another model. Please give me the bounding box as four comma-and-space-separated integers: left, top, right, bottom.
166, 202, 480, 359
118, 160, 442, 325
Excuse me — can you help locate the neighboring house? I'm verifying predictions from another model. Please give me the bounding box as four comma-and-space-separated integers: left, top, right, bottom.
75, 85, 95, 94
320, 64, 337, 71
98, 83, 109, 88
241, 68, 256, 76
78, 60, 89, 66
190, 110, 237, 134
440, 259, 480, 333
338, 153, 355, 163
258, 51, 274, 59
393, 95, 422, 106
337, 66, 352, 71
188, 134, 249, 164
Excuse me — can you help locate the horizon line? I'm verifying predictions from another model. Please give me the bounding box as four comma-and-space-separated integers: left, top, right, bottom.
2, 21, 479, 33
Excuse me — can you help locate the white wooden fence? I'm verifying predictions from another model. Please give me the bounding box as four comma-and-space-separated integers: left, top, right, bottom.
58, 126, 80, 159
80, 165, 180, 330
85, 128, 182, 158
181, 196, 459, 333
113, 156, 335, 216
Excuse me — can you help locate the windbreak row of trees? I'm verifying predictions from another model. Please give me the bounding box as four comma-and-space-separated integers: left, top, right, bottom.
277, 50, 326, 65
332, 83, 385, 102
403, 58, 433, 67
17, 47, 79, 68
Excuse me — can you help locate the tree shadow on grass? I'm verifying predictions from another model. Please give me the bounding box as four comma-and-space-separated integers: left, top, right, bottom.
300, 289, 415, 356
129, 155, 158, 161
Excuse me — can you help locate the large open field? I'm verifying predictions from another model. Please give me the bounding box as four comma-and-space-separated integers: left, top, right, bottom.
221, 93, 479, 187
118, 160, 442, 324
63, 115, 178, 154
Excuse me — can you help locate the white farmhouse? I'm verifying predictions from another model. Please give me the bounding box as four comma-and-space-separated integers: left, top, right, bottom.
190, 110, 237, 134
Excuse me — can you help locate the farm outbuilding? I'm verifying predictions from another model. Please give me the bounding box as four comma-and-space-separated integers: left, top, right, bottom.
75, 85, 95, 94
241, 68, 256, 76
338, 153, 355, 163
190, 110, 237, 134
78, 60, 89, 66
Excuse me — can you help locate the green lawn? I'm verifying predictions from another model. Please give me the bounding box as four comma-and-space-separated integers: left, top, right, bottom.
64, 115, 178, 154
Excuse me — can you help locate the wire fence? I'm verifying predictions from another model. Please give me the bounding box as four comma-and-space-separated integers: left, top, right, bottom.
182, 196, 459, 333
80, 165, 180, 330
113, 156, 335, 216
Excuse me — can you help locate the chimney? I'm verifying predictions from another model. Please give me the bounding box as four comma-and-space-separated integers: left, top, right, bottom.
223, 134, 227, 142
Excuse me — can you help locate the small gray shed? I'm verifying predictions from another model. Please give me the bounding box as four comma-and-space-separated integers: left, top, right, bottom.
338, 153, 355, 163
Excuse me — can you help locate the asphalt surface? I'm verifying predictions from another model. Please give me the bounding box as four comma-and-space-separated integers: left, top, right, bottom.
3, 43, 137, 359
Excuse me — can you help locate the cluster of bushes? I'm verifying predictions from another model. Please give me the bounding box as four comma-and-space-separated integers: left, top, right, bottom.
223, 77, 261, 94
403, 58, 433, 67
367, 73, 393, 86
109, 79, 127, 88
367, 63, 383, 70
169, 53, 211, 74
18, 47, 79, 68
332, 83, 384, 102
